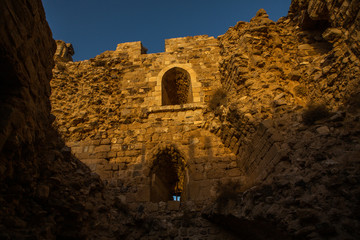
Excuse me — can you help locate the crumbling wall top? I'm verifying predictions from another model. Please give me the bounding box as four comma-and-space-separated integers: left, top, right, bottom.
165, 35, 218, 52
55, 40, 74, 62
115, 41, 148, 56
114, 35, 218, 57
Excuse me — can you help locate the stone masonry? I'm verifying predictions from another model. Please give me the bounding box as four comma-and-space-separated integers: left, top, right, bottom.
51, 35, 243, 204
1, 0, 358, 238
50, 1, 360, 238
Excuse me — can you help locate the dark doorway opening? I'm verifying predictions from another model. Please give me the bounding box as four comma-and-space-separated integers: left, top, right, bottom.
150, 146, 187, 202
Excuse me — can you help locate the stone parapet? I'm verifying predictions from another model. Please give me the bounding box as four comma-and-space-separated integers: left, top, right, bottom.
115, 41, 147, 55
165, 35, 219, 52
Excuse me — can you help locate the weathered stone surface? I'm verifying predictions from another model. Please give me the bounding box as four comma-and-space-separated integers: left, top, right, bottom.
207, 3, 360, 239
54, 40, 74, 62
50, 33, 244, 205
289, 0, 360, 57
0, 1, 140, 239
2, 0, 360, 239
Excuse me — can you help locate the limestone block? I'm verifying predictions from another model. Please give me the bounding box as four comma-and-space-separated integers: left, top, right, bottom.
148, 77, 157, 82
107, 152, 117, 158
71, 146, 83, 154
154, 127, 168, 133
111, 144, 123, 151
229, 136, 238, 151
207, 168, 225, 179
74, 152, 91, 159
54, 40, 74, 62
92, 140, 101, 146
258, 141, 272, 159
94, 145, 111, 153
233, 140, 241, 155
66, 141, 80, 147
100, 138, 111, 145
262, 143, 280, 167
194, 96, 201, 102
91, 152, 108, 159
134, 143, 143, 150
83, 145, 95, 153
95, 169, 112, 179
116, 151, 125, 157
316, 126, 330, 135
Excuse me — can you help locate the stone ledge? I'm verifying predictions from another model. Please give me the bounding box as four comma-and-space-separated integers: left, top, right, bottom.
147, 103, 206, 114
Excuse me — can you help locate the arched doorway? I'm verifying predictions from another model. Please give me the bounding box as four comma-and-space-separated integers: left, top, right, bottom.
162, 67, 193, 105
150, 146, 187, 202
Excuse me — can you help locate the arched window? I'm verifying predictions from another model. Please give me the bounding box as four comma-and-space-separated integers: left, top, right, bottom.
150, 146, 187, 202
162, 67, 193, 105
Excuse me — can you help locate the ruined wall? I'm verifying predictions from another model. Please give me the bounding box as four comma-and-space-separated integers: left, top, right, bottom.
0, 1, 134, 239
54, 40, 74, 62
51, 36, 245, 203
0, 0, 55, 155
0, 1, 244, 237
47, 0, 360, 239
215, 4, 360, 184
52, 35, 221, 141
289, 0, 360, 57
204, 2, 360, 239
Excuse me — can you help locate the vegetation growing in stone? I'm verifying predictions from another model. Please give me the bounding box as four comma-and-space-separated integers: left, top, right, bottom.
348, 92, 360, 110
294, 85, 307, 97
209, 88, 227, 110
56, 62, 66, 71
215, 180, 242, 210
302, 102, 331, 125
345, 82, 360, 111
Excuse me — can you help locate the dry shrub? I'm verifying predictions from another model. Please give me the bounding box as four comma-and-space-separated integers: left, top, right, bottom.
350, 93, 360, 108
346, 91, 360, 111
215, 180, 242, 210
114, 198, 129, 215
294, 85, 307, 97
302, 102, 331, 125
56, 62, 66, 71
209, 88, 227, 110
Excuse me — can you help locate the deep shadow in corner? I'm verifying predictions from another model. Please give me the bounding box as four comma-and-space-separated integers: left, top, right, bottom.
202, 213, 291, 240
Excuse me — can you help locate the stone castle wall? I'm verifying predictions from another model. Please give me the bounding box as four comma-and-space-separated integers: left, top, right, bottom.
51, 35, 244, 203
203, 3, 360, 240
3, 0, 360, 238
0, 0, 133, 238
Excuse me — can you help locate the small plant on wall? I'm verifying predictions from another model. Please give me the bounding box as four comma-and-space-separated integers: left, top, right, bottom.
56, 62, 66, 71
302, 102, 331, 125
209, 88, 227, 111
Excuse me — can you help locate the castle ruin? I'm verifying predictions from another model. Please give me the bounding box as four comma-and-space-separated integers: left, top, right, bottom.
51, 36, 245, 205
2, 0, 360, 238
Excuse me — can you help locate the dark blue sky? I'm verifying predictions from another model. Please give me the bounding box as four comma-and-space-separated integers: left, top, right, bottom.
42, 0, 291, 61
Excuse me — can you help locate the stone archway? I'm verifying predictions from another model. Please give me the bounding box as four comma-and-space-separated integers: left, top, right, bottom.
149, 145, 187, 202
162, 67, 193, 105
